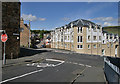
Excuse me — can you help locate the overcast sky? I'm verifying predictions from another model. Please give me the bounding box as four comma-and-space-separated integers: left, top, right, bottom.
21, 2, 118, 30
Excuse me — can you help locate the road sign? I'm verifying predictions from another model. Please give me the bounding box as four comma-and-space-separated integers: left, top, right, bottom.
1, 34, 8, 42
0, 30, 4, 32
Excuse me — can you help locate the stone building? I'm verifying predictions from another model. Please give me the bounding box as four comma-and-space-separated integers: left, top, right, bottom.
0, 2, 21, 59
0, 1, 2, 60
20, 18, 31, 47
51, 19, 120, 58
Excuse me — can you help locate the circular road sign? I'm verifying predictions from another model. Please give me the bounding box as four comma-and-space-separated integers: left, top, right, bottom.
1, 34, 8, 42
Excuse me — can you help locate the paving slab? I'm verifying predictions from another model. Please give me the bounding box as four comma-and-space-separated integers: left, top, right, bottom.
74, 66, 106, 82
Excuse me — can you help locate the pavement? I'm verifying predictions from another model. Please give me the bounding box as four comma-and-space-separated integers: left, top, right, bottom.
1, 48, 106, 83
2, 48, 52, 68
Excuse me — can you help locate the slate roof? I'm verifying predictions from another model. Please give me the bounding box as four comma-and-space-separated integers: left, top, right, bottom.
54, 19, 101, 30
24, 24, 30, 30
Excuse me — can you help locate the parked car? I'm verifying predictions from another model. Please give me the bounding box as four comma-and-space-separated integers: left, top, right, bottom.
40, 45, 46, 48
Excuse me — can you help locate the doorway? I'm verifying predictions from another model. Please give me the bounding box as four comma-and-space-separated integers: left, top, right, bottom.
102, 49, 105, 56
115, 45, 118, 57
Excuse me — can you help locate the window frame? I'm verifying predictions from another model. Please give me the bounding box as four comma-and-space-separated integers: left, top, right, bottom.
77, 45, 83, 49
77, 36, 83, 43
78, 27, 83, 33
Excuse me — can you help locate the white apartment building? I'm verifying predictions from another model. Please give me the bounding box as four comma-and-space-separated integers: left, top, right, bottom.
51, 19, 120, 57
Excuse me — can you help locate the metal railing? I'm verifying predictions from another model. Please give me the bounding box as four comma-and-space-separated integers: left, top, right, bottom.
104, 57, 120, 83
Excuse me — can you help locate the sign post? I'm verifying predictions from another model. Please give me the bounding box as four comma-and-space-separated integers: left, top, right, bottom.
1, 33, 8, 65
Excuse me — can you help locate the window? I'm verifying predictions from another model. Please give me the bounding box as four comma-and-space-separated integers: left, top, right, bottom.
88, 35, 90, 41
65, 36, 67, 40
99, 36, 101, 40
88, 45, 90, 49
61, 32, 63, 35
107, 44, 109, 48
93, 36, 97, 40
110, 36, 112, 39
65, 29, 67, 32
72, 45, 74, 48
88, 27, 91, 31
93, 27, 97, 32
68, 29, 69, 32
65, 44, 67, 48
78, 36, 83, 42
61, 39, 63, 42
106, 35, 108, 39
68, 44, 69, 48
99, 44, 101, 47
111, 44, 113, 48
103, 40, 105, 44
114, 36, 117, 39
77, 45, 83, 49
61, 43, 63, 46
78, 27, 82, 33
68, 36, 69, 40
93, 44, 96, 48
71, 35, 73, 40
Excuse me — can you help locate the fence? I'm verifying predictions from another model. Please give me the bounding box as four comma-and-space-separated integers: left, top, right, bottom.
104, 57, 120, 84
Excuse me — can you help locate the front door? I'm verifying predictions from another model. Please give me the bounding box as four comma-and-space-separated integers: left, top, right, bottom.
102, 49, 105, 56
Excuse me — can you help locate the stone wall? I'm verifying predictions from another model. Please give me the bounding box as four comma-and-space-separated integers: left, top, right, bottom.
20, 19, 29, 47
0, 1, 2, 60
2, 2, 21, 59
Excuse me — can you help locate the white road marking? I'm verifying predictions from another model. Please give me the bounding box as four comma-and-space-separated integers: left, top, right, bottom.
0, 69, 43, 83
53, 62, 64, 67
85, 65, 92, 67
46, 59, 64, 63
27, 59, 65, 68
36, 63, 55, 68
78, 63, 85, 66
66, 61, 92, 67
72, 62, 80, 65
45, 59, 65, 67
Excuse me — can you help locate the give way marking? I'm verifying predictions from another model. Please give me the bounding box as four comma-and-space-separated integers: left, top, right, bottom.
0, 69, 43, 83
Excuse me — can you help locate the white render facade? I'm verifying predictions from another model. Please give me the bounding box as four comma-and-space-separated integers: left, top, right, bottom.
51, 19, 120, 57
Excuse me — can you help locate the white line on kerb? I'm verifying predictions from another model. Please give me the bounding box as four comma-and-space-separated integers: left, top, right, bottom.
0, 69, 43, 83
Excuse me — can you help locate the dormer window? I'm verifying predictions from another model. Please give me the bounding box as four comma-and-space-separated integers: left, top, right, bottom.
88, 27, 91, 31
114, 36, 117, 39
92, 25, 94, 28
93, 27, 97, 32
71, 23, 73, 28
97, 26, 100, 29
106, 35, 108, 39
110, 35, 112, 39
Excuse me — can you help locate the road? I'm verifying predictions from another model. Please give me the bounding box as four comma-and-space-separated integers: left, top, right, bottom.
2, 48, 106, 83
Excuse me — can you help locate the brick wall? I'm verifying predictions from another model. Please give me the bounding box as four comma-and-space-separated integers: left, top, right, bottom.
2, 2, 21, 59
